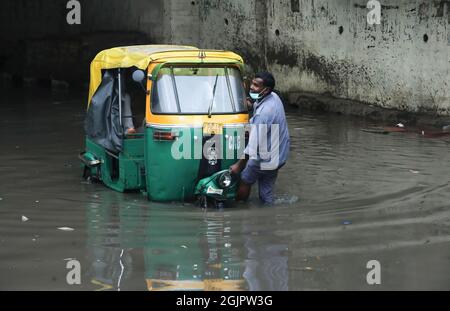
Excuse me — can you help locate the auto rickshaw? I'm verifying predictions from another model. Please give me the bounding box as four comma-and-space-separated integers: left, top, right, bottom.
80, 45, 249, 206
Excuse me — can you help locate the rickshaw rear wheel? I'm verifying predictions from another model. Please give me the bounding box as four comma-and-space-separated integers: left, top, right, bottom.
82, 165, 100, 183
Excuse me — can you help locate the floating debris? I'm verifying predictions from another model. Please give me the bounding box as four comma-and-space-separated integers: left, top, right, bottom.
291, 266, 314, 271
57, 227, 75, 231
409, 170, 419, 174
361, 128, 390, 135
343, 220, 352, 225
180, 245, 188, 249
21, 215, 29, 222
396, 123, 405, 128
274, 194, 299, 204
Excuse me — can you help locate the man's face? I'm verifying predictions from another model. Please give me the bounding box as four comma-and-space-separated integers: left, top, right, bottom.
250, 77, 268, 95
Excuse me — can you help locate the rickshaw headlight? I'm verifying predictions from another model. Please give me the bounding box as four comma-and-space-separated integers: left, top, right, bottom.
218, 171, 232, 188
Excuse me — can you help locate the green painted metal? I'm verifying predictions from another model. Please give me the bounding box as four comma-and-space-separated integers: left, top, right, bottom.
144, 126, 246, 202
82, 123, 245, 201
84, 136, 146, 192
194, 170, 239, 202
145, 127, 202, 201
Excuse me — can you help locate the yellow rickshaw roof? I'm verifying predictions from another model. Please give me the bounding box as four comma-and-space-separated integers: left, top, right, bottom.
91, 44, 244, 65
88, 45, 244, 104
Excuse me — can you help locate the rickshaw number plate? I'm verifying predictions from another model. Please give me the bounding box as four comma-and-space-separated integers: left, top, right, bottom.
203, 123, 223, 135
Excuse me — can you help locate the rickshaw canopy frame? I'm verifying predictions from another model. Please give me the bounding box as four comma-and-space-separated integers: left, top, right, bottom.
88, 45, 244, 106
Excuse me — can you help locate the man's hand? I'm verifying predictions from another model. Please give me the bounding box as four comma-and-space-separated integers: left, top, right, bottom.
229, 163, 241, 175
230, 158, 248, 175
246, 98, 254, 111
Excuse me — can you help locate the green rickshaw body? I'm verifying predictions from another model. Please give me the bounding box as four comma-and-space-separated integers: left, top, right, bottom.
81, 45, 249, 202
145, 125, 244, 201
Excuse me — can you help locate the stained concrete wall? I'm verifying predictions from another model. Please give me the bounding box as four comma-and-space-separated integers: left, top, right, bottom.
267, 0, 450, 115
181, 0, 449, 115
1, 0, 449, 115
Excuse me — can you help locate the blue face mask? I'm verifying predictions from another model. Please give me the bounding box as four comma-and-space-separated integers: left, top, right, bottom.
249, 88, 267, 100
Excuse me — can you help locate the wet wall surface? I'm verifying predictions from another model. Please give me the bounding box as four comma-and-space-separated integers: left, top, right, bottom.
1, 87, 450, 290
196, 0, 450, 114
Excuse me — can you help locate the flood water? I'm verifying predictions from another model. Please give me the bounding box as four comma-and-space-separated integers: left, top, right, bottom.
1, 86, 450, 290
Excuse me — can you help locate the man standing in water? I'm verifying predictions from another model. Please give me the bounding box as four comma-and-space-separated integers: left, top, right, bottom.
230, 72, 290, 204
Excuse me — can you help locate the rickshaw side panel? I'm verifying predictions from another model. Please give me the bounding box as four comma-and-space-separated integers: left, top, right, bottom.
85, 137, 146, 192
145, 127, 202, 201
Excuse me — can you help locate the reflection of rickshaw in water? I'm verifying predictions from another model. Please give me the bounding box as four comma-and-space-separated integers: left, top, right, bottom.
80, 45, 249, 207
85, 193, 246, 291
85, 192, 289, 291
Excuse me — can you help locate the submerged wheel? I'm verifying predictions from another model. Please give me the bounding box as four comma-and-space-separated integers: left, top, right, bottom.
82, 165, 91, 180
82, 165, 100, 183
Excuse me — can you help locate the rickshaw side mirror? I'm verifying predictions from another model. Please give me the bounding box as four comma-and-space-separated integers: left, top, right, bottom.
132, 69, 146, 83
132, 69, 149, 94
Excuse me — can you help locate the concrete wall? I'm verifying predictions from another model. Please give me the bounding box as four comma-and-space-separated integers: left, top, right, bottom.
193, 0, 265, 70
177, 0, 449, 115
267, 0, 450, 114
1, 0, 449, 115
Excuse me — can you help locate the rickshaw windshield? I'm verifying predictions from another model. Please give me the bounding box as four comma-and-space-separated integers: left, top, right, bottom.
152, 66, 246, 114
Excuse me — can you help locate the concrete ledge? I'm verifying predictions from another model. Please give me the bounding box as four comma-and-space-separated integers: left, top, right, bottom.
286, 91, 450, 128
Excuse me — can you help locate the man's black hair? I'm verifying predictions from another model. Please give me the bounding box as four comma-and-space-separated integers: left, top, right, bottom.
255, 71, 275, 90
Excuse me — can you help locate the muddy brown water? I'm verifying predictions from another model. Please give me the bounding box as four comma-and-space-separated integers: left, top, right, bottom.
1, 87, 450, 290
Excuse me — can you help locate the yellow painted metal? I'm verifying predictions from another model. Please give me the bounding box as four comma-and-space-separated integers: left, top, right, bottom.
145, 114, 249, 127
